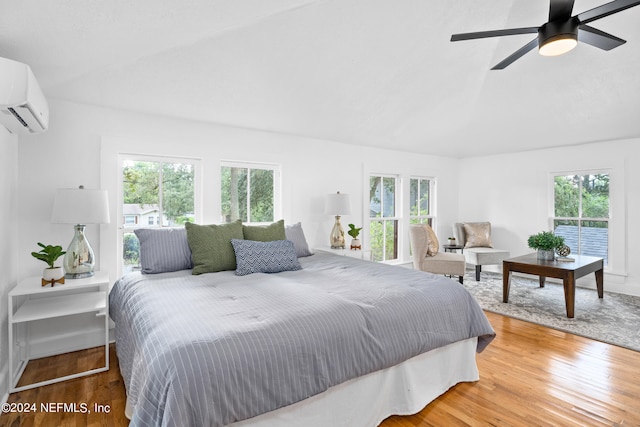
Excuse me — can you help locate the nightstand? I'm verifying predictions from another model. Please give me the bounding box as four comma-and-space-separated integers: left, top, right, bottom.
8, 271, 110, 392
317, 246, 372, 261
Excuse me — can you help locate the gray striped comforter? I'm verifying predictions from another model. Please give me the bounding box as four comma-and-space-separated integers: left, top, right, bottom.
109, 252, 495, 427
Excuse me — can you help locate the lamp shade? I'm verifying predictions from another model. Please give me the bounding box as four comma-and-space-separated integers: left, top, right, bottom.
325, 191, 351, 216
51, 186, 110, 224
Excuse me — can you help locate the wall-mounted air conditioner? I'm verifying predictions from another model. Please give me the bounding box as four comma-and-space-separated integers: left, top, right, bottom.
0, 57, 49, 134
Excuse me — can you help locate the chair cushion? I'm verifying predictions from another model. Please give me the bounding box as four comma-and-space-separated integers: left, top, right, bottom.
463, 222, 493, 248
423, 252, 466, 276
465, 247, 510, 266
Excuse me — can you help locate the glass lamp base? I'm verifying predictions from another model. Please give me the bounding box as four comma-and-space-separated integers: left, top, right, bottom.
63, 224, 96, 279
65, 271, 95, 279
329, 215, 346, 249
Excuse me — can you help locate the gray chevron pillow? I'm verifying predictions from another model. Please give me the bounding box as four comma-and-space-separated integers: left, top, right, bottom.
231, 239, 302, 276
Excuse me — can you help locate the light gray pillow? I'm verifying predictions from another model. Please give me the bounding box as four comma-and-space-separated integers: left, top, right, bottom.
134, 228, 193, 274
231, 239, 302, 276
285, 222, 314, 257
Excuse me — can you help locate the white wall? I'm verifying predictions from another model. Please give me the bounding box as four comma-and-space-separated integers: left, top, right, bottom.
16, 99, 639, 297
0, 126, 19, 402
458, 139, 639, 296
18, 99, 460, 282
9, 99, 640, 365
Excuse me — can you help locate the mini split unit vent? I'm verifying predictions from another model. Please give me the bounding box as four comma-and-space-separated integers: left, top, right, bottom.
0, 57, 49, 134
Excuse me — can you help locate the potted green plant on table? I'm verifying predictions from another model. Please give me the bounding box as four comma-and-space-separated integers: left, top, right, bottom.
31, 242, 66, 285
348, 224, 362, 250
527, 231, 565, 261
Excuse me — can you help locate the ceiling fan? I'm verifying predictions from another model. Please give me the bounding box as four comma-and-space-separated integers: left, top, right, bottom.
450, 0, 640, 69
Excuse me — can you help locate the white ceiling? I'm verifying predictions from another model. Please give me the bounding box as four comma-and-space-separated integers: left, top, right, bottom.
2, 0, 639, 158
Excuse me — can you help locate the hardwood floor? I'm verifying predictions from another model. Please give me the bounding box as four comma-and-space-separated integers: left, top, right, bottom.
2, 312, 639, 427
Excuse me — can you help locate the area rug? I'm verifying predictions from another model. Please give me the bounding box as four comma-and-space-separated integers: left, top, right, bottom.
462, 271, 640, 352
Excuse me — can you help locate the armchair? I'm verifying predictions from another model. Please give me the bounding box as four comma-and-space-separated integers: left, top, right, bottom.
452, 222, 510, 281
409, 224, 465, 284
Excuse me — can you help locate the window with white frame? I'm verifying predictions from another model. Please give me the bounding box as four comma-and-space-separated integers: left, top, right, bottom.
369, 174, 399, 262
220, 161, 280, 224
120, 156, 197, 273
552, 172, 609, 265
409, 177, 434, 226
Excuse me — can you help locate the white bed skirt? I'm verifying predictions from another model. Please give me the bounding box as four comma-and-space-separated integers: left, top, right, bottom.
230, 337, 479, 427
124, 338, 479, 425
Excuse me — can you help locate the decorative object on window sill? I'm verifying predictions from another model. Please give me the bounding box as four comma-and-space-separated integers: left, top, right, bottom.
325, 191, 351, 249
51, 185, 110, 279
527, 231, 565, 261
30, 242, 66, 286
348, 223, 362, 250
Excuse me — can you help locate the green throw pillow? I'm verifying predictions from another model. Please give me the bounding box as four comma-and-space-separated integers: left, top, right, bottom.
242, 219, 286, 242
185, 220, 244, 274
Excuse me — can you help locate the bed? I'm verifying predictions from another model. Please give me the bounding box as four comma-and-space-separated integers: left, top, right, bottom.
110, 243, 495, 427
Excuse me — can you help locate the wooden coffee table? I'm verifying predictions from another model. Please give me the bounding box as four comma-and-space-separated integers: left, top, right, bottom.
503, 254, 604, 318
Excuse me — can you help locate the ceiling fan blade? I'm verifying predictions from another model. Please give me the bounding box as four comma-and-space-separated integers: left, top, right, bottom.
549, 0, 575, 21
578, 25, 626, 50
491, 38, 539, 70
451, 27, 538, 42
576, 0, 640, 25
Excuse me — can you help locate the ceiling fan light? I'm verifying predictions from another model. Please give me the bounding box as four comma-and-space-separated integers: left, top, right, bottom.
539, 35, 578, 56
538, 20, 579, 57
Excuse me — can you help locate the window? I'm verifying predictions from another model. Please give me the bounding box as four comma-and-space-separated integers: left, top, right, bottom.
409, 177, 434, 226
221, 162, 280, 223
120, 157, 196, 273
369, 175, 399, 262
552, 172, 609, 264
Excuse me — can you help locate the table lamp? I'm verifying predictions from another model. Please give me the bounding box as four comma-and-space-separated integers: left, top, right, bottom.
51, 185, 110, 278
325, 191, 351, 249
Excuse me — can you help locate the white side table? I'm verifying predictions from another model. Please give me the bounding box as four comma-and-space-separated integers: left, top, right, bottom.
8, 271, 110, 392
316, 246, 372, 261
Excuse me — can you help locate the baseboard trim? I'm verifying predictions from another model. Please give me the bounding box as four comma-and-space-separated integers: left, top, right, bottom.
1, 362, 8, 403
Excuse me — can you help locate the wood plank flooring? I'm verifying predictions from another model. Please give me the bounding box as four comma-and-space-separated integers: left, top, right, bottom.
2, 311, 639, 427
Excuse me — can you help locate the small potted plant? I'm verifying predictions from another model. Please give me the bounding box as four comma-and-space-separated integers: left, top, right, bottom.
348, 224, 362, 250
527, 231, 565, 261
447, 236, 457, 246
31, 242, 66, 284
